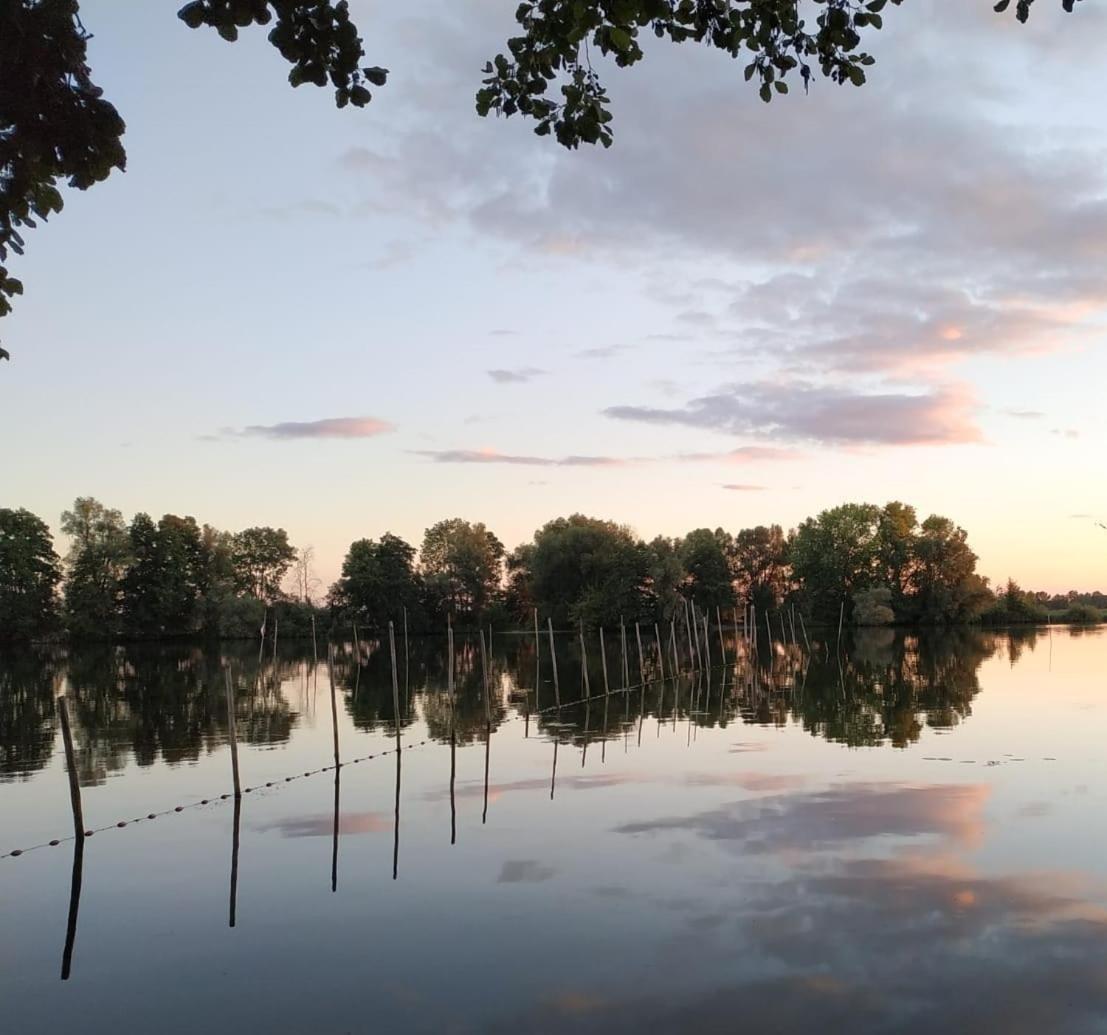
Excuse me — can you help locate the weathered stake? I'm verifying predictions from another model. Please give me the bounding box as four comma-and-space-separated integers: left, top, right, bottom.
57, 695, 85, 841
579, 620, 591, 699
223, 668, 241, 798
548, 617, 561, 706
635, 622, 645, 685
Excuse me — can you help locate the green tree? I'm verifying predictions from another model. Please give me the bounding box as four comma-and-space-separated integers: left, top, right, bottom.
678, 528, 735, 614
60, 497, 130, 638
231, 526, 296, 602
525, 514, 650, 627
330, 533, 422, 628
3, 0, 1076, 360
732, 524, 790, 613
0, 508, 62, 640
420, 519, 504, 622
909, 515, 991, 623
875, 501, 918, 606
790, 503, 882, 623
644, 536, 685, 623
120, 513, 204, 636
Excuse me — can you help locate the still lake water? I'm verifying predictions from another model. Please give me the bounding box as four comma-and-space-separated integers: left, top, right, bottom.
3, 626, 1107, 1033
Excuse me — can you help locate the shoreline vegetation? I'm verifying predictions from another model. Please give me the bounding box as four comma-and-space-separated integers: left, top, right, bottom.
1, 498, 1103, 645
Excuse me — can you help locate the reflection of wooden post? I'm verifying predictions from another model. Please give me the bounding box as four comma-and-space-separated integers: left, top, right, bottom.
57, 695, 85, 982
229, 794, 241, 926
654, 623, 665, 681
550, 739, 559, 800
223, 669, 241, 798
449, 726, 457, 846
60, 833, 84, 980
547, 618, 560, 707
388, 622, 401, 881
482, 724, 491, 825
329, 645, 341, 893
579, 620, 591, 699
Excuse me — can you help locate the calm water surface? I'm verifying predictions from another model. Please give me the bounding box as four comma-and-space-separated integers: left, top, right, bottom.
3, 626, 1107, 1033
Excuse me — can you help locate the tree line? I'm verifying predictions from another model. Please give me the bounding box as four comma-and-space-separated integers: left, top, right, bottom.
2, 497, 1100, 643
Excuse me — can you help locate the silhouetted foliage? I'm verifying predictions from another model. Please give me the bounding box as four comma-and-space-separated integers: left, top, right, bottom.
0, 508, 62, 640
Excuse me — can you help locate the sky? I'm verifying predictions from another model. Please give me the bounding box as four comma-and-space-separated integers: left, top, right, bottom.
3, 0, 1107, 592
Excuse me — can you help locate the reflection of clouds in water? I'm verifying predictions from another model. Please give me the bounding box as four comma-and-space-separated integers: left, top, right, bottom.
615, 782, 989, 854
728, 742, 770, 753
494, 834, 1107, 1033
682, 771, 808, 792
422, 772, 639, 802
498, 860, 557, 884
257, 812, 392, 838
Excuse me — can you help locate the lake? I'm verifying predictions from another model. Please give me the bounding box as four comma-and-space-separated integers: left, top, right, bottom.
3, 625, 1107, 1033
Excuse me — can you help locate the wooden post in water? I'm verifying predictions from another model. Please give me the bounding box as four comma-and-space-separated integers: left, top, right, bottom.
579, 620, 591, 699
311, 613, 318, 665
717, 606, 727, 668
352, 620, 359, 658
733, 607, 740, 658
789, 605, 798, 647
272, 615, 278, 661
837, 600, 845, 652
533, 608, 541, 709
779, 611, 788, 645
223, 668, 241, 798
447, 617, 455, 703
764, 608, 773, 648
57, 696, 85, 840
547, 617, 561, 707
703, 614, 710, 668
798, 611, 812, 652
683, 600, 695, 671
635, 622, 645, 686
403, 606, 410, 698
479, 629, 492, 722
600, 627, 611, 695
669, 620, 679, 676
620, 618, 629, 688
654, 622, 666, 681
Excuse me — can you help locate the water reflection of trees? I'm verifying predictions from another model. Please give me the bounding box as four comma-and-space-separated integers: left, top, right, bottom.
0, 627, 1057, 782
0, 643, 300, 786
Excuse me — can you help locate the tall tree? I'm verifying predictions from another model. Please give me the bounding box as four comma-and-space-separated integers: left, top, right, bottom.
420, 519, 504, 622
679, 528, 735, 613
0, 507, 62, 640
120, 513, 204, 636
732, 524, 790, 613
1, 0, 1076, 360
231, 526, 296, 602
60, 497, 130, 638
330, 533, 421, 627
790, 503, 882, 622
525, 514, 650, 627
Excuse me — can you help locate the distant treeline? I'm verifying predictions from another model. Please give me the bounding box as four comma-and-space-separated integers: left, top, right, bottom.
0, 499, 1101, 643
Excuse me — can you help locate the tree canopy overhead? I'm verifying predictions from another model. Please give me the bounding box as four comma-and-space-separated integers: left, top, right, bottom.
0, 0, 1080, 359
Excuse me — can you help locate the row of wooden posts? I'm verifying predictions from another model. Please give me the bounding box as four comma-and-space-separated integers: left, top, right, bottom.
46, 596, 826, 977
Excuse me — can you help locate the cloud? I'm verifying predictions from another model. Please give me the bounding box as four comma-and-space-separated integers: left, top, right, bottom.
1003, 408, 1045, 419
606, 381, 981, 447
413, 448, 629, 467
721, 483, 767, 492
574, 345, 631, 360
411, 443, 800, 467
257, 811, 392, 837
488, 367, 546, 384
223, 416, 394, 440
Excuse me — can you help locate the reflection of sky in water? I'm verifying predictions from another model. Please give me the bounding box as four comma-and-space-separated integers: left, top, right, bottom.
2, 626, 1107, 1032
